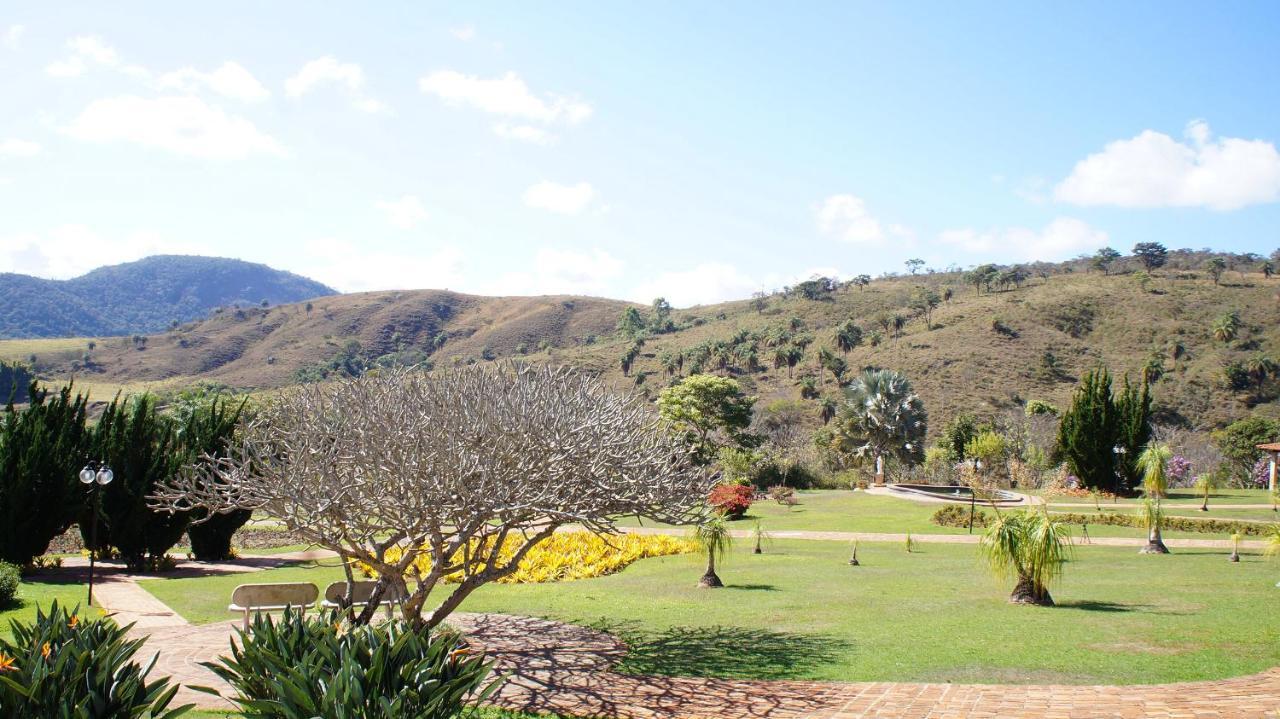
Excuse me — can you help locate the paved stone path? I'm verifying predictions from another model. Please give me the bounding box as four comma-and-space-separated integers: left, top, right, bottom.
64, 549, 1280, 717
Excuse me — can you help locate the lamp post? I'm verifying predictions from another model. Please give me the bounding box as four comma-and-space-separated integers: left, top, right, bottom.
78, 462, 113, 606
968, 459, 983, 534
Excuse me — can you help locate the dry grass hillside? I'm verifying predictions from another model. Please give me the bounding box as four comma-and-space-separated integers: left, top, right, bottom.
6, 267, 1280, 432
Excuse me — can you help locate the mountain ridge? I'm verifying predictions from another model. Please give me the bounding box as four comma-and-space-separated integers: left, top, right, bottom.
0, 255, 337, 339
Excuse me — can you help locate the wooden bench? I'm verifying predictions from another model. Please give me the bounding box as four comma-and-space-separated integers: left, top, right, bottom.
320, 581, 407, 618
228, 582, 319, 631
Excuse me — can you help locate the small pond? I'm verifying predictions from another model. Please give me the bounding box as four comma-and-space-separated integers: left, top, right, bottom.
888, 483, 1025, 505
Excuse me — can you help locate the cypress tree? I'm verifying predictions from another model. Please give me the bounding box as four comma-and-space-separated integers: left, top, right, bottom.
1114, 375, 1153, 492
178, 395, 249, 560
85, 395, 190, 571
0, 383, 90, 565
1056, 369, 1119, 493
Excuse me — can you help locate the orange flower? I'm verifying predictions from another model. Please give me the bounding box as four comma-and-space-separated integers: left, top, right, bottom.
448, 647, 469, 660
68, 615, 79, 629
40, 643, 51, 659
0, 652, 15, 672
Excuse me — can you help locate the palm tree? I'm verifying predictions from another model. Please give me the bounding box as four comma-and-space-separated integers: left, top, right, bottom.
832, 369, 927, 485
1195, 473, 1218, 512
695, 517, 732, 588
1137, 443, 1172, 554
1245, 353, 1277, 387
1213, 312, 1241, 344
834, 320, 863, 354
979, 509, 1072, 605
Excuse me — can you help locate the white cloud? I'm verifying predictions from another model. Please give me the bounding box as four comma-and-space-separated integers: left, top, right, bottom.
632, 263, 759, 307
938, 217, 1109, 262
375, 196, 429, 229
486, 248, 624, 296
493, 123, 554, 145
285, 56, 386, 113
815, 194, 884, 244
46, 35, 147, 79
3, 24, 24, 50
0, 225, 207, 279
0, 138, 41, 157
64, 95, 285, 159
450, 25, 476, 41
1054, 120, 1280, 211
523, 181, 596, 215
158, 61, 270, 102
419, 70, 592, 127
293, 239, 463, 293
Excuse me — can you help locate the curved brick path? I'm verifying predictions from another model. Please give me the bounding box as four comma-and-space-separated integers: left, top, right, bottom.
68, 554, 1280, 717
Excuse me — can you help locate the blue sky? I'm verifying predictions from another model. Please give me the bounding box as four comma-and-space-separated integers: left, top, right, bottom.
1, 2, 1278, 306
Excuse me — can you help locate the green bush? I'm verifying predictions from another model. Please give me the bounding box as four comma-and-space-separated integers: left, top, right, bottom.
0, 600, 190, 718
0, 561, 18, 607
931, 505, 1277, 537
201, 608, 500, 719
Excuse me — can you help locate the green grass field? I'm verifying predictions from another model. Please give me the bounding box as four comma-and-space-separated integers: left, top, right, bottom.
1042, 488, 1276, 506
140, 540, 1280, 686
0, 578, 104, 641
621, 490, 1279, 540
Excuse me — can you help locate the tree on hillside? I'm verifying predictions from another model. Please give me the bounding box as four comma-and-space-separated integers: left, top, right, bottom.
833, 320, 863, 354
0, 383, 90, 565
909, 286, 942, 329
964, 264, 999, 294
1092, 247, 1121, 275
831, 369, 927, 484
657, 374, 756, 462
1212, 311, 1241, 344
1263, 261, 1275, 280
817, 347, 847, 386
905, 258, 925, 275
750, 291, 768, 313
648, 298, 674, 334
154, 365, 712, 627
0, 363, 34, 405
1132, 242, 1168, 271
1206, 257, 1227, 285
851, 274, 871, 291
617, 307, 647, 339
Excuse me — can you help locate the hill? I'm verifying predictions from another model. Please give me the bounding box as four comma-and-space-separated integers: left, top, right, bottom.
7, 259, 1280, 433
0, 256, 336, 338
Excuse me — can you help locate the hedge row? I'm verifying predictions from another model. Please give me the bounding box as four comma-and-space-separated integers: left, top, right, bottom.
930, 504, 1277, 537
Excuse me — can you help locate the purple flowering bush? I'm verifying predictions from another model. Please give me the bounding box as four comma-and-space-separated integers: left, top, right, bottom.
1251, 457, 1272, 489
1165, 455, 1193, 487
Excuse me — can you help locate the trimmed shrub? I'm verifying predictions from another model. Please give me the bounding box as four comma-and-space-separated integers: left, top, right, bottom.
0, 561, 18, 607
202, 608, 499, 719
931, 505, 1278, 537
0, 601, 189, 717
709, 482, 754, 519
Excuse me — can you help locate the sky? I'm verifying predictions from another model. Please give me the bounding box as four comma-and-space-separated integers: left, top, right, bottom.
1, 2, 1278, 307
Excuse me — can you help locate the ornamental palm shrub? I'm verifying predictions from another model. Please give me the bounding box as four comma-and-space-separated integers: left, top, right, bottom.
694, 516, 732, 588
1138, 443, 1172, 554
978, 510, 1071, 606
0, 601, 190, 718
199, 608, 498, 719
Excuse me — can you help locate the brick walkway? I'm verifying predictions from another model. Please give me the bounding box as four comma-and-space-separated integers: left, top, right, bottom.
65, 559, 1279, 719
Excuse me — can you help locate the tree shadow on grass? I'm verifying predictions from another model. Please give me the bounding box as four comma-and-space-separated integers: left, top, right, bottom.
584, 619, 852, 680
1057, 600, 1139, 613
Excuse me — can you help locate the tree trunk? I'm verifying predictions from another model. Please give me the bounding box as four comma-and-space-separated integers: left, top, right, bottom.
1140, 526, 1170, 554
698, 552, 723, 588
1009, 576, 1053, 606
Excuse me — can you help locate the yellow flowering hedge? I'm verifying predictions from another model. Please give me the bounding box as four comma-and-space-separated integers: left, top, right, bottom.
360, 532, 695, 584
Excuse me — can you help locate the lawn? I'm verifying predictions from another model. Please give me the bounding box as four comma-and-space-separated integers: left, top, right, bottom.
1043, 488, 1276, 506
140, 540, 1280, 686
0, 576, 103, 640
622, 490, 1279, 540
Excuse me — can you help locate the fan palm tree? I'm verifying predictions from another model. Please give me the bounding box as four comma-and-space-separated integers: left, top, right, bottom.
832, 369, 928, 484
1137, 442, 1172, 554
1244, 353, 1277, 386
695, 517, 732, 588
834, 320, 863, 355
1212, 312, 1241, 344
979, 509, 1072, 605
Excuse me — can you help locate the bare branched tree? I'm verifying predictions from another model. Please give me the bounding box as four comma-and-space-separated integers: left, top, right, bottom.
151, 364, 712, 628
